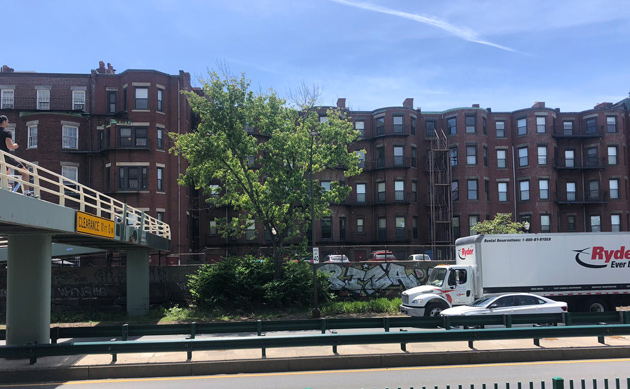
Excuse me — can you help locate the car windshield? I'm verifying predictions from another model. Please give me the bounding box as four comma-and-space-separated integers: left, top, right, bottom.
470, 296, 495, 307
426, 268, 447, 287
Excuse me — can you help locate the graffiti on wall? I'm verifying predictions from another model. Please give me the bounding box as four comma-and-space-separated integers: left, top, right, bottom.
318, 263, 433, 298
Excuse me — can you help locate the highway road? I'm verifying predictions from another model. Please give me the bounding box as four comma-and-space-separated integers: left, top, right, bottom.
8, 358, 630, 389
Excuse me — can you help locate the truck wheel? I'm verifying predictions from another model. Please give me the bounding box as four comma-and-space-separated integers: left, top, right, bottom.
582, 298, 608, 312
424, 301, 448, 317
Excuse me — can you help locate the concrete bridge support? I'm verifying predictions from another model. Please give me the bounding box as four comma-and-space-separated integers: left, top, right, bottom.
127, 248, 150, 316
6, 234, 52, 346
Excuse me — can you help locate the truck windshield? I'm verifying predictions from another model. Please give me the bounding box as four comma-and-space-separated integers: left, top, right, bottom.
426, 268, 447, 287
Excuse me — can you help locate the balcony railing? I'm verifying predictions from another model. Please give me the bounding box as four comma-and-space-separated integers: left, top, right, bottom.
554, 157, 606, 170
555, 191, 608, 204
552, 125, 604, 139
1, 97, 86, 111
372, 157, 412, 170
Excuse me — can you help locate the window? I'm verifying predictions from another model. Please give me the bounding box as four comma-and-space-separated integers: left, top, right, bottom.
357, 217, 364, 233
157, 212, 164, 222
465, 116, 476, 133
157, 89, 163, 112
411, 147, 417, 167
28, 125, 37, 149
395, 216, 406, 238
467, 179, 478, 200
246, 221, 256, 240
536, 116, 546, 133
483, 146, 488, 166
118, 166, 148, 191
119, 127, 148, 147
453, 216, 460, 239
355, 150, 365, 168
451, 180, 459, 201
411, 117, 416, 135
376, 146, 385, 168
518, 147, 528, 167
412, 180, 417, 202
339, 217, 346, 240
519, 180, 530, 201
375, 117, 384, 135
586, 147, 598, 166
447, 117, 456, 135
496, 121, 506, 138
426, 120, 436, 138
608, 146, 618, 165
450, 147, 458, 166
610, 179, 619, 199
413, 216, 418, 239
586, 118, 597, 134
61, 165, 78, 186
498, 182, 508, 202
611, 215, 621, 232
395, 180, 404, 201
393, 116, 403, 133
485, 179, 489, 201
537, 146, 547, 165
590, 215, 601, 232
607, 116, 617, 133
589, 180, 599, 200
157, 167, 164, 192
469, 215, 479, 235
394, 146, 404, 166
62, 125, 79, 149
356, 183, 366, 203
320, 181, 331, 191
565, 150, 575, 167
466, 145, 477, 165
563, 121, 573, 135
568, 215, 576, 232
355, 121, 365, 137
567, 182, 576, 201
105, 166, 110, 192
135, 88, 148, 110
483, 117, 487, 135
497, 149, 507, 168
107, 91, 117, 114
157, 129, 164, 149
541, 215, 551, 232
517, 118, 527, 135
377, 182, 385, 202
209, 221, 218, 235
539, 179, 549, 200
72, 90, 86, 110
321, 217, 332, 239
378, 217, 387, 240
123, 87, 127, 110
1, 89, 14, 109
37, 89, 50, 110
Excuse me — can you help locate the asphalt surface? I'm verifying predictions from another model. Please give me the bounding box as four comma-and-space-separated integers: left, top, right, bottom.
2, 331, 630, 384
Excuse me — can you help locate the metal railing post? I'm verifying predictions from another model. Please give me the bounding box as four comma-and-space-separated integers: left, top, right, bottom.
553, 377, 565, 389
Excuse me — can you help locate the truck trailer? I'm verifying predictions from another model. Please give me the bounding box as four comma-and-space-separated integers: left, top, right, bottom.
400, 232, 630, 316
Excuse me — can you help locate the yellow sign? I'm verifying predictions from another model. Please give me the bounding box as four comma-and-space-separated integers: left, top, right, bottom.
76, 211, 116, 239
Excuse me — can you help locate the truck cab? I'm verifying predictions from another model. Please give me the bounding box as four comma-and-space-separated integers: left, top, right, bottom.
400, 265, 476, 317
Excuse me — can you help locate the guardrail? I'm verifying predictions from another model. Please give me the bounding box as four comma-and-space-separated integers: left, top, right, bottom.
1, 324, 630, 365
0, 149, 170, 239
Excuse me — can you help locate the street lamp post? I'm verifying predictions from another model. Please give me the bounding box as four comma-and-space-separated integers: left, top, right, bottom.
310, 131, 320, 318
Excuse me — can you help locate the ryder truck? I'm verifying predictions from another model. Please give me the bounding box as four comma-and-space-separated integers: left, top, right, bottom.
400, 233, 630, 317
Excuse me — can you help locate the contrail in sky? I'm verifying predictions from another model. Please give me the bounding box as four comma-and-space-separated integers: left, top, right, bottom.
329, 0, 517, 53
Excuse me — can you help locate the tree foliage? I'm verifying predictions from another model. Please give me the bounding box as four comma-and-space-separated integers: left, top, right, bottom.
471, 213, 527, 235
172, 71, 361, 278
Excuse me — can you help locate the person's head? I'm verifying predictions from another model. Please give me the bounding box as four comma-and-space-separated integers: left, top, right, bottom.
0, 115, 7, 127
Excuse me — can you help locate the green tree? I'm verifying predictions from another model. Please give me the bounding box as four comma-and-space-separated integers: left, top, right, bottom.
173, 71, 361, 278
471, 213, 527, 234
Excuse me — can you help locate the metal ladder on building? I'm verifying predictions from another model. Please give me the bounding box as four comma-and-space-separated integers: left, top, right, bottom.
427, 129, 454, 260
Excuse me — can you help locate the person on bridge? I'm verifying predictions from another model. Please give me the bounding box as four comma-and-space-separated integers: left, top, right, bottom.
0, 115, 37, 197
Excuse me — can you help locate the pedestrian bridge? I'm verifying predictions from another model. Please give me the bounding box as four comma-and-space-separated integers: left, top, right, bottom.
0, 150, 172, 346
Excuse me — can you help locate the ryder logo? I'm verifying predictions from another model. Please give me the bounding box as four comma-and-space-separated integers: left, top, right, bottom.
574, 246, 630, 269
458, 247, 474, 260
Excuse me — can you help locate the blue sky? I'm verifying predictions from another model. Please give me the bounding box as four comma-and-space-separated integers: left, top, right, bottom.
4, 0, 630, 112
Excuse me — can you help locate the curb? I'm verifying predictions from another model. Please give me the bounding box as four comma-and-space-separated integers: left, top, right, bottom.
3, 346, 630, 384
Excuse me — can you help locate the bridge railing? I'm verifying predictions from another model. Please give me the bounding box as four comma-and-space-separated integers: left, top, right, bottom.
0, 149, 170, 239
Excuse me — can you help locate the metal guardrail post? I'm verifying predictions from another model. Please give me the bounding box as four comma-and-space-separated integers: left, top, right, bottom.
383, 317, 390, 332
320, 318, 327, 334
257, 320, 263, 336
444, 316, 451, 330
28, 342, 37, 365
552, 377, 564, 389
187, 322, 197, 361
598, 335, 606, 345
504, 315, 513, 328
51, 327, 59, 344
534, 338, 540, 347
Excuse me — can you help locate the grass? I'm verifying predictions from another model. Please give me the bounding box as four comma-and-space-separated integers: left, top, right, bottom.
0, 298, 403, 328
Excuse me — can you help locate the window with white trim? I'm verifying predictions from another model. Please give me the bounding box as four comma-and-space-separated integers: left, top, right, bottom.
497, 149, 507, 168
27, 125, 38, 149
590, 215, 601, 232
72, 90, 86, 110
61, 165, 79, 196
611, 214, 621, 232
498, 182, 508, 202
539, 179, 549, 200
536, 117, 546, 133
157, 89, 164, 112
609, 178, 619, 199
537, 146, 547, 165
356, 183, 366, 203
519, 180, 530, 201
135, 88, 148, 110
37, 89, 50, 110
395, 180, 404, 201
1, 89, 14, 109
157, 167, 164, 192
608, 146, 618, 165
541, 215, 551, 232
62, 125, 78, 149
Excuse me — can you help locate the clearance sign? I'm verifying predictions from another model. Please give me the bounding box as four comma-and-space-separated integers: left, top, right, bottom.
76, 211, 116, 239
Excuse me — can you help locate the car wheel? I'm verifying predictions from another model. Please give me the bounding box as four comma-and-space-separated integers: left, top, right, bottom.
424, 301, 448, 317
582, 298, 608, 313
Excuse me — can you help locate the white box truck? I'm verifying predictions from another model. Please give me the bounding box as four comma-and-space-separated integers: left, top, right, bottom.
400, 232, 630, 317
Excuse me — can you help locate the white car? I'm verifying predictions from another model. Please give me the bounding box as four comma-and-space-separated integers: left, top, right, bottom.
440, 293, 568, 316
324, 254, 350, 263
407, 254, 431, 261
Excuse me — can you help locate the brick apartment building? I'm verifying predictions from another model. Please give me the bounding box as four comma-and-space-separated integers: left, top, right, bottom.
2, 62, 629, 264
0, 62, 195, 264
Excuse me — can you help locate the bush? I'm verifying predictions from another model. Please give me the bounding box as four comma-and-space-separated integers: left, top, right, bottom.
187, 256, 334, 311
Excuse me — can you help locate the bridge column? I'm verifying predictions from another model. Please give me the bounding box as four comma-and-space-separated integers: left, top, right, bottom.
6, 234, 52, 346
127, 248, 150, 316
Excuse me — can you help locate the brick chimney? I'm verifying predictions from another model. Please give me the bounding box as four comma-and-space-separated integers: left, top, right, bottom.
594, 102, 613, 109
96, 61, 107, 74
472, 104, 480, 108
106, 63, 116, 74
337, 98, 346, 109
1, 65, 14, 73
532, 101, 545, 108
403, 98, 414, 109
